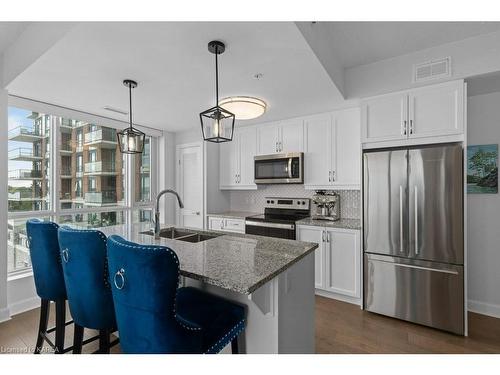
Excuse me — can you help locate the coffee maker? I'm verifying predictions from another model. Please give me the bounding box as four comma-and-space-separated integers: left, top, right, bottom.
311, 190, 340, 221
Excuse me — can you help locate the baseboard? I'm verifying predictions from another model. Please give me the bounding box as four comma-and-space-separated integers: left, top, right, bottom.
0, 307, 11, 323
8, 296, 40, 317
468, 300, 500, 319
315, 289, 361, 306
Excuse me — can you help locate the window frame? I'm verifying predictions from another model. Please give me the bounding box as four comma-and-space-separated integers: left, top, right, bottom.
7, 96, 160, 276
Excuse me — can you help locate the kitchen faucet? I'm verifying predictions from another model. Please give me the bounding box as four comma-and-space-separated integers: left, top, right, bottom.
153, 189, 184, 239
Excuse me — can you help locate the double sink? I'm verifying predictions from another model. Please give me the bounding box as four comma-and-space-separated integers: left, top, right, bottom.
140, 227, 222, 243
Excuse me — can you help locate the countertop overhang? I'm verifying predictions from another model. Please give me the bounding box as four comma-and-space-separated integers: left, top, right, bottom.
98, 223, 318, 295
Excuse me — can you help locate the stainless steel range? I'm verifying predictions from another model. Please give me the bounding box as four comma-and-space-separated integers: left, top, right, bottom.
245, 198, 310, 239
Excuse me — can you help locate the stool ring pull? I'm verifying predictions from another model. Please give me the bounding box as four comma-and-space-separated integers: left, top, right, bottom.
114, 268, 126, 290
61, 248, 69, 263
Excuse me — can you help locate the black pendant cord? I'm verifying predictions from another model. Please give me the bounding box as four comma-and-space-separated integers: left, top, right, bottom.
128, 83, 133, 130
215, 45, 219, 107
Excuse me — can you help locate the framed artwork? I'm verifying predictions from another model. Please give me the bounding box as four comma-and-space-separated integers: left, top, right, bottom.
467, 144, 498, 194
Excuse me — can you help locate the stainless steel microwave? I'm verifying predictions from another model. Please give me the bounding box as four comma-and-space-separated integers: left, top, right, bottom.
254, 152, 304, 184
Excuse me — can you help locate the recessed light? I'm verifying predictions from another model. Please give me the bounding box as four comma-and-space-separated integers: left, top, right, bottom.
253, 73, 264, 80
219, 96, 267, 120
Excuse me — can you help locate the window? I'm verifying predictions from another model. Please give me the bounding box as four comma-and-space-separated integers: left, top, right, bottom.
7, 102, 157, 274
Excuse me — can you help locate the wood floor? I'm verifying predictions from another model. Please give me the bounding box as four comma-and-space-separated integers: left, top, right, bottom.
1, 296, 500, 354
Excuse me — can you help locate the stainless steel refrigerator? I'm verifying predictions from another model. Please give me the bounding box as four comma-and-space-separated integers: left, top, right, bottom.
363, 143, 464, 335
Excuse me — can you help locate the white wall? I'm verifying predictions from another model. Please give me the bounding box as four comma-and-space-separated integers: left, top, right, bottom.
0, 85, 9, 322
467, 91, 500, 318
346, 30, 500, 99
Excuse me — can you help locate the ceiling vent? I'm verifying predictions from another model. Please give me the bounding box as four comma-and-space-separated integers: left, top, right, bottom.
413, 57, 451, 83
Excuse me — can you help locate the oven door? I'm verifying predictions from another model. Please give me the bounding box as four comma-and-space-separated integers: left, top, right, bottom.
254, 153, 303, 184
245, 220, 296, 240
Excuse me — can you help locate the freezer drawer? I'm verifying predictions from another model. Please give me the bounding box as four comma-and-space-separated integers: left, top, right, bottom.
364, 254, 464, 335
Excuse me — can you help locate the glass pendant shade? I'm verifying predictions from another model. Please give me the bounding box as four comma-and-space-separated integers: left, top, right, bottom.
118, 79, 145, 154
117, 126, 145, 154
200, 106, 235, 142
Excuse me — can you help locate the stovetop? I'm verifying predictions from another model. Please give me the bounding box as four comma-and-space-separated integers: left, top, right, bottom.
246, 213, 309, 225
245, 197, 311, 224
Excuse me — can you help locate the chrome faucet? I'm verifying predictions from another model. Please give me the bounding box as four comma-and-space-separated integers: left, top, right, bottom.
153, 189, 184, 239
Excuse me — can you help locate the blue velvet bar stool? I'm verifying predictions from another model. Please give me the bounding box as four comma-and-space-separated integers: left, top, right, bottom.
57, 226, 118, 354
107, 235, 246, 354
26, 219, 72, 354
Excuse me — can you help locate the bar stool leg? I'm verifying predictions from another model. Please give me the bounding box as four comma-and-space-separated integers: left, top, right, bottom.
72, 324, 84, 354
54, 299, 66, 354
231, 337, 239, 354
98, 329, 110, 354
34, 299, 50, 354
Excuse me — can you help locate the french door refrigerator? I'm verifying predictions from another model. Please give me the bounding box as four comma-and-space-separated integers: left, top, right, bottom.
363, 143, 464, 335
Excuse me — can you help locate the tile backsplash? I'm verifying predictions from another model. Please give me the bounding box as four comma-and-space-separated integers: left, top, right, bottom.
229, 185, 361, 219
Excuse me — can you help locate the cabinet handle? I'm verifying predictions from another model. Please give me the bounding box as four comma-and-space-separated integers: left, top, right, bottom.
410, 119, 414, 135
279, 142, 283, 152
238, 174, 241, 183
403, 120, 407, 136
328, 171, 332, 182
275, 142, 278, 153
332, 171, 335, 182
326, 232, 330, 243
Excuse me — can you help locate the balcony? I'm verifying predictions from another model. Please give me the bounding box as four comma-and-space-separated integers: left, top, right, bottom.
8, 126, 44, 142
8, 191, 45, 201
84, 128, 117, 148
84, 191, 117, 205
8, 169, 43, 180
84, 161, 117, 175
61, 166, 72, 178
140, 165, 150, 174
60, 141, 72, 153
60, 192, 73, 202
8, 148, 43, 161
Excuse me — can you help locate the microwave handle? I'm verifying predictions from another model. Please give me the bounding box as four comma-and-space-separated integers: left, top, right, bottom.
288, 158, 293, 178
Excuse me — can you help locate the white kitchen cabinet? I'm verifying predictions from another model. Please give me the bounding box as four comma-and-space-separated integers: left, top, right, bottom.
361, 79, 464, 145
219, 126, 257, 190
257, 120, 303, 154
208, 216, 245, 234
304, 108, 361, 190
297, 225, 360, 300
296, 226, 325, 289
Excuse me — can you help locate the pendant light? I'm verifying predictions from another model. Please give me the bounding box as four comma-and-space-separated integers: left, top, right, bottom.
200, 41, 235, 143
117, 79, 145, 154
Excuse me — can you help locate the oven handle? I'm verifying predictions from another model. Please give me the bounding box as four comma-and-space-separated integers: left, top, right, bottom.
245, 220, 295, 230
288, 157, 293, 179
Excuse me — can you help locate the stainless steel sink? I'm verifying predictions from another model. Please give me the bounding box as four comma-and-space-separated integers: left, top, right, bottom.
140, 227, 195, 239
140, 227, 221, 243
175, 233, 220, 243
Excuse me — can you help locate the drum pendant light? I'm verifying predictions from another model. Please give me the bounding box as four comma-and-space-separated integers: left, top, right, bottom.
117, 79, 145, 154
200, 41, 235, 143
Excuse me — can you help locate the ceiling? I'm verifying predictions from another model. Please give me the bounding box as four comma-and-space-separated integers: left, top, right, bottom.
0, 22, 28, 55
7, 22, 341, 132
318, 22, 500, 68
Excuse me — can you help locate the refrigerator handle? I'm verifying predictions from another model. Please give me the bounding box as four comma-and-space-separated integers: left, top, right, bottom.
399, 185, 404, 253
414, 185, 419, 255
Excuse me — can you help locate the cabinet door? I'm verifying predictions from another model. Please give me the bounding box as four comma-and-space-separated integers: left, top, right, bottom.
257, 123, 280, 155
219, 137, 239, 188
408, 80, 464, 139
361, 93, 407, 143
304, 114, 332, 188
332, 108, 361, 189
208, 217, 224, 231
297, 226, 325, 289
280, 119, 304, 153
325, 230, 360, 298
238, 126, 257, 188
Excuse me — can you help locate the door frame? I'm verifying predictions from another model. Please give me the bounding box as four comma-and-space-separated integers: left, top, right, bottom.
175, 141, 206, 228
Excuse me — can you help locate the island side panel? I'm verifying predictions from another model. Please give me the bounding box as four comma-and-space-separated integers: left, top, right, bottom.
182, 252, 315, 354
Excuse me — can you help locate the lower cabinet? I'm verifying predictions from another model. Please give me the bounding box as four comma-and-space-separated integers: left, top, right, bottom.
297, 225, 360, 300
208, 216, 245, 234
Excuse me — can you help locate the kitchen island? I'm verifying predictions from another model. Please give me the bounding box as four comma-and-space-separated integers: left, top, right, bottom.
99, 223, 318, 354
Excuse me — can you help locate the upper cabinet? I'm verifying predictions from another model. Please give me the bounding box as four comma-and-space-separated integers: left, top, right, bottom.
304, 108, 361, 190
257, 119, 304, 155
361, 80, 464, 146
219, 126, 257, 190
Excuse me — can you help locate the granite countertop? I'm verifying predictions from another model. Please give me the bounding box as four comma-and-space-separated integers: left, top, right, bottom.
98, 223, 318, 295
207, 211, 259, 220
296, 217, 361, 230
